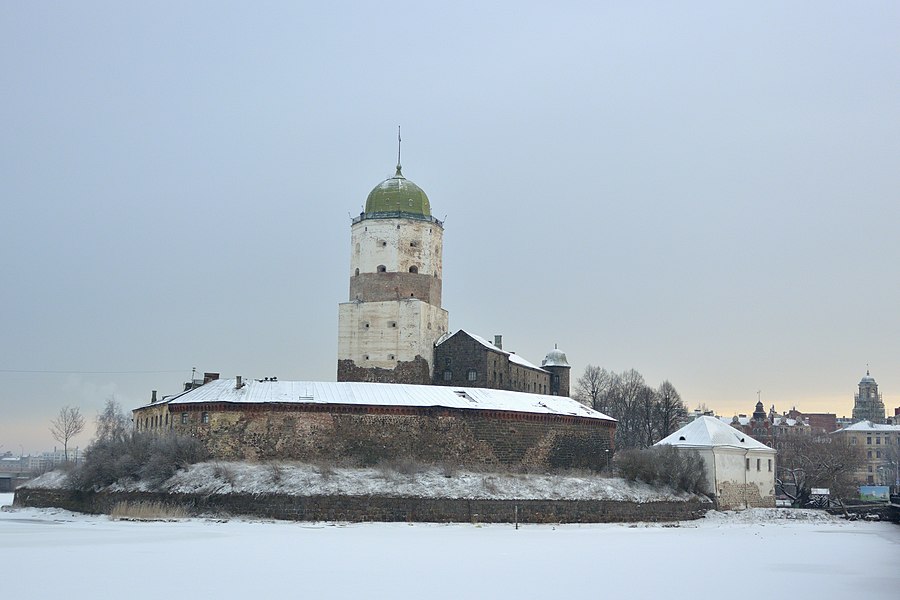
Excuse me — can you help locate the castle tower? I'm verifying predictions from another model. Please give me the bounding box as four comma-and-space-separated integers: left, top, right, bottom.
541, 346, 571, 396
852, 369, 885, 423
337, 150, 449, 384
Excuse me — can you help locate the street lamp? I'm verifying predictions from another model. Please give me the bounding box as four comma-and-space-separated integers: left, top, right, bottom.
605, 448, 610, 470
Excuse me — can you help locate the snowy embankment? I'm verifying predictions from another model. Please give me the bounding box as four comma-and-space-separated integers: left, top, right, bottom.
24, 461, 703, 502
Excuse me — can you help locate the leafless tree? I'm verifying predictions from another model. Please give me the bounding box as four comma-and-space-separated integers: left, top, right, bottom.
95, 396, 130, 444
573, 365, 613, 413
654, 381, 687, 440
50, 405, 85, 462
776, 435, 865, 509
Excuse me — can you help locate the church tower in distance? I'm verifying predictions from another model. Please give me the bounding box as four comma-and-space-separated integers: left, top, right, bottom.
337, 143, 449, 384
852, 369, 885, 423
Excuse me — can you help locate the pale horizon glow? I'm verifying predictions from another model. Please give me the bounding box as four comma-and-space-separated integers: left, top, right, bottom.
1, 2, 898, 454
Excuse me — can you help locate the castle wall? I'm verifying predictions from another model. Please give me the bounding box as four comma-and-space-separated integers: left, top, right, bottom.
150, 403, 615, 471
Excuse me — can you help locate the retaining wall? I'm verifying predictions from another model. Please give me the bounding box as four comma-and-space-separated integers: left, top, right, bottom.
14, 487, 711, 524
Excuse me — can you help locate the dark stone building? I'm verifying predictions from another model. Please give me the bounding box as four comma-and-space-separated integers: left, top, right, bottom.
433, 330, 570, 396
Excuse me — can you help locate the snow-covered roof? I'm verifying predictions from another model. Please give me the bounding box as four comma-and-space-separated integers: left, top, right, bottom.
437, 330, 547, 372
837, 421, 900, 432
656, 416, 775, 452
149, 378, 615, 422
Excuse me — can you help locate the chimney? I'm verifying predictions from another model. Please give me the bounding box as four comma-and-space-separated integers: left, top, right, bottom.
236, 375, 243, 389
151, 390, 157, 403
494, 334, 503, 350
203, 372, 220, 384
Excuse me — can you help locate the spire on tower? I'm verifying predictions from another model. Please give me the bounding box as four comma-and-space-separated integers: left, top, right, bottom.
396, 125, 402, 176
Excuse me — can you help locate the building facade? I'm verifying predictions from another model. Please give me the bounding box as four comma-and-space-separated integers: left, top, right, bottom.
337, 162, 449, 384
832, 421, 900, 487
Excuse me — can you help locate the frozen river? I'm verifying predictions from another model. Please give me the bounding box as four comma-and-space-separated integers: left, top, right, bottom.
2, 493, 897, 599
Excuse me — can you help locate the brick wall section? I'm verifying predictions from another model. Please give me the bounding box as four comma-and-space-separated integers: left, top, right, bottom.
14, 488, 711, 524
162, 403, 614, 470
337, 356, 432, 385
350, 272, 442, 305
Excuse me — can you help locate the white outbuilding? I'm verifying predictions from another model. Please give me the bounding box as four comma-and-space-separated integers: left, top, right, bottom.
655, 416, 776, 510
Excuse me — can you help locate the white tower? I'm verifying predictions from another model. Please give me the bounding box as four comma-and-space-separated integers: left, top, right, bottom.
337, 146, 449, 384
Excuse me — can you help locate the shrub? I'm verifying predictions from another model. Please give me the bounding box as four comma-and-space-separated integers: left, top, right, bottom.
614, 445, 706, 494
70, 432, 208, 491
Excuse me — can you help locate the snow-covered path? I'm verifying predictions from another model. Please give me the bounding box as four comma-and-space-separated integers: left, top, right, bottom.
2, 494, 897, 599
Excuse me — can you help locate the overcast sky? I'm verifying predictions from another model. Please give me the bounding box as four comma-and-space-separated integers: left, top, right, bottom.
2, 2, 898, 453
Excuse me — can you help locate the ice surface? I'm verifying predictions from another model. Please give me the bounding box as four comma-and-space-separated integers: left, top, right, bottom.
1, 497, 897, 600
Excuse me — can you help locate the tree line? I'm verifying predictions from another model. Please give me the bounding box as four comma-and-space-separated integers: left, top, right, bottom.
574, 365, 687, 450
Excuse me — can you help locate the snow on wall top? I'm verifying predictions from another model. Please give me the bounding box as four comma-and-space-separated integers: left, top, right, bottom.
656, 416, 775, 452
152, 378, 614, 421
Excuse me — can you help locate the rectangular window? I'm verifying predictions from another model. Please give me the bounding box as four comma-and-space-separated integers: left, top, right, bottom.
768, 459, 772, 472
467, 369, 477, 382
868, 451, 873, 458
876, 437, 881, 445
756, 458, 761, 471
443, 370, 452, 381
851, 437, 857, 444
876, 451, 881, 458
867, 437, 872, 445
201, 412, 210, 424
746, 458, 750, 470
181, 413, 188, 424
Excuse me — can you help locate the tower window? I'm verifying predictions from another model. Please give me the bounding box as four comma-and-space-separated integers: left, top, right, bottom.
410, 241, 418, 248
388, 354, 395, 360
389, 321, 397, 328
354, 268, 359, 276
409, 266, 418, 274
381, 241, 387, 247
377, 265, 387, 273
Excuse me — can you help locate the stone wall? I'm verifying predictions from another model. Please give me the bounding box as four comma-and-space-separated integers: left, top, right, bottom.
166, 403, 614, 470
350, 272, 442, 305
14, 487, 711, 524
717, 481, 775, 510
337, 356, 432, 385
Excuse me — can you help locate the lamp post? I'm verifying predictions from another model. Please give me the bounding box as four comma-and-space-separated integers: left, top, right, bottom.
605, 448, 610, 470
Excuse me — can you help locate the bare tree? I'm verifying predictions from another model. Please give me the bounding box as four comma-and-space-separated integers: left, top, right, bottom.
654, 381, 687, 440
95, 396, 130, 444
50, 405, 85, 462
573, 365, 613, 412
776, 435, 865, 509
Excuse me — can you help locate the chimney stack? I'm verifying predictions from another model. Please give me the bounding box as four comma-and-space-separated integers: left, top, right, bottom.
236, 375, 243, 389
151, 390, 157, 403
494, 335, 503, 350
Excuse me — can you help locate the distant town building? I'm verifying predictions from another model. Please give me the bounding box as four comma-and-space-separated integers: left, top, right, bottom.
832, 421, 900, 487
852, 370, 885, 423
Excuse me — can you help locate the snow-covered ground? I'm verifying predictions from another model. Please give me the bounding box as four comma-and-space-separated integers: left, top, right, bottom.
25, 462, 704, 501
2, 492, 897, 600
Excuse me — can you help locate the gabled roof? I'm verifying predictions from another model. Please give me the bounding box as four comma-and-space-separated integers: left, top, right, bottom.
656, 416, 774, 452
143, 378, 615, 422
436, 330, 547, 372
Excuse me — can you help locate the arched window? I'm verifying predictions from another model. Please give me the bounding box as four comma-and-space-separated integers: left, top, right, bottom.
377, 265, 386, 273
354, 268, 359, 276
409, 265, 418, 274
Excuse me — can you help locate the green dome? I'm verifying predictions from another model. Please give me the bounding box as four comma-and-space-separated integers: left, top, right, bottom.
365, 166, 431, 217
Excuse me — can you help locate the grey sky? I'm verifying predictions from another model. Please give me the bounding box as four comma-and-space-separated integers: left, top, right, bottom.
2, 2, 898, 453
